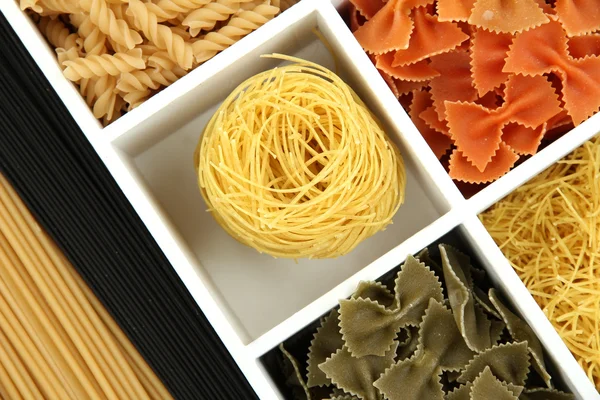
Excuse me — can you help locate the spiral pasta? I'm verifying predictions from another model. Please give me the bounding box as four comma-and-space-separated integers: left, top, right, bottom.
37, 0, 82, 14
22, 0, 291, 125
92, 75, 118, 121
117, 67, 186, 92
63, 49, 146, 80
183, 0, 255, 37
79, 0, 143, 50
192, 4, 278, 63
38, 17, 81, 51
127, 0, 194, 70
195, 55, 406, 259
74, 16, 107, 56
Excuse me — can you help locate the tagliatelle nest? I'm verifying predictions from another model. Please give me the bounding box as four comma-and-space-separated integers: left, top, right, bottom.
195, 55, 406, 259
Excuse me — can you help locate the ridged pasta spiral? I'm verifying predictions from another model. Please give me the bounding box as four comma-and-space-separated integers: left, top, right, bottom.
63, 49, 146, 81
153, 0, 213, 20
75, 16, 108, 56
127, 0, 194, 70
122, 89, 151, 111
192, 4, 278, 63
195, 55, 406, 259
37, 0, 82, 14
92, 75, 118, 120
38, 17, 81, 52
20, 0, 43, 13
79, 0, 143, 50
117, 67, 186, 92
56, 47, 80, 69
183, 0, 255, 37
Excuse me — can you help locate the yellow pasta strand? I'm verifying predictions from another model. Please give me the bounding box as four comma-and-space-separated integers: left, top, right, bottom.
480, 135, 600, 390
0, 175, 173, 400
195, 55, 406, 259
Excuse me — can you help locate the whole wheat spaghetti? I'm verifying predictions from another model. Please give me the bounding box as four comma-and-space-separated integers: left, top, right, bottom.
0, 174, 172, 400
480, 135, 600, 390
195, 55, 406, 259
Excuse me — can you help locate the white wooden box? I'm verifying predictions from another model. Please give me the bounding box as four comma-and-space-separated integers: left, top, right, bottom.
3, 0, 600, 398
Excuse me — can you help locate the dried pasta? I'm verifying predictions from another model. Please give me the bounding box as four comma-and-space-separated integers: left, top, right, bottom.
195, 55, 406, 259
348, 0, 600, 193
0, 174, 173, 400
21, 0, 291, 126
276, 244, 574, 400
480, 135, 600, 390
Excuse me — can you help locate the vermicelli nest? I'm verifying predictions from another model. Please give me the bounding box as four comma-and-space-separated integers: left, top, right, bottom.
194, 55, 406, 259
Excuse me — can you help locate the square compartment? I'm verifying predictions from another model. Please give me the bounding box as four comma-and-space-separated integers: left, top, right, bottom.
260, 225, 570, 399
109, 1, 452, 342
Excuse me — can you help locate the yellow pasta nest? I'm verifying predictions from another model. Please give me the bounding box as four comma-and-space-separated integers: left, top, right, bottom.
194, 55, 406, 259
480, 135, 600, 390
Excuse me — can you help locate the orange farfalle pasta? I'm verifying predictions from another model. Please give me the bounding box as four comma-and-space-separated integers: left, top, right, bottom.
555, 0, 600, 37
429, 50, 478, 121
504, 19, 600, 125
568, 33, 600, 58
502, 122, 547, 155
420, 105, 450, 136
376, 53, 439, 81
436, 0, 476, 22
449, 143, 519, 183
349, 0, 600, 194
470, 29, 512, 96
391, 8, 469, 67
445, 74, 561, 171
469, 0, 548, 34
378, 70, 402, 98
353, 0, 435, 54
395, 80, 429, 95
349, 5, 366, 32
350, 0, 386, 20
410, 90, 453, 159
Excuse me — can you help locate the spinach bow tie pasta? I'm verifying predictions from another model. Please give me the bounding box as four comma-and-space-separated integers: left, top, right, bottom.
194, 55, 406, 259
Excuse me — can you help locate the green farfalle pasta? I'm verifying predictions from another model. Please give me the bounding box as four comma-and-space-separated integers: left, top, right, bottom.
280, 343, 312, 400
319, 343, 398, 400
276, 243, 569, 400
307, 309, 345, 388
470, 367, 519, 400
440, 245, 493, 352
339, 255, 443, 357
489, 289, 552, 388
458, 342, 530, 386
352, 281, 395, 308
396, 326, 420, 361
373, 299, 474, 400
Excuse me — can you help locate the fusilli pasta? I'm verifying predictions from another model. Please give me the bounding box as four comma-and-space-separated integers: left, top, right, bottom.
192, 4, 278, 63
23, 0, 282, 125
117, 67, 187, 92
92, 75, 118, 120
127, 0, 194, 69
37, 0, 82, 14
38, 17, 81, 52
79, 0, 143, 50
75, 16, 108, 56
183, 0, 255, 37
63, 48, 146, 80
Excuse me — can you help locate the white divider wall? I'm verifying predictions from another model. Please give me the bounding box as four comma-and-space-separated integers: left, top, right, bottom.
2, 0, 599, 399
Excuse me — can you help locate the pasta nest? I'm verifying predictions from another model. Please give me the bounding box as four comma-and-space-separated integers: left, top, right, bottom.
194, 55, 406, 259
